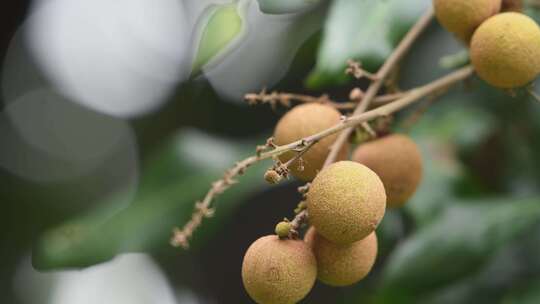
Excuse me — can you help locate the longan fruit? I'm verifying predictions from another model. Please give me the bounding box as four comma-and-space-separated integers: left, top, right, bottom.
274, 103, 349, 181
433, 0, 501, 43
470, 12, 540, 88
307, 161, 386, 244
352, 134, 423, 208
304, 227, 378, 287
241, 235, 317, 304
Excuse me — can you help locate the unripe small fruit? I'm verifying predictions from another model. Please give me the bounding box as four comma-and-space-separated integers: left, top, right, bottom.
352, 134, 423, 208
274, 103, 349, 181
307, 161, 386, 244
274, 221, 291, 238
470, 12, 540, 88
264, 169, 282, 184
242, 235, 317, 304
433, 0, 501, 43
305, 227, 378, 287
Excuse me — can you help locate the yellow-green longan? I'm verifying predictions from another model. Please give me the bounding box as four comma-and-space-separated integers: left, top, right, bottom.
352, 134, 423, 208
241, 235, 317, 304
433, 0, 501, 43
470, 12, 540, 88
274, 103, 349, 181
304, 227, 378, 287
307, 161, 386, 244
274, 221, 291, 238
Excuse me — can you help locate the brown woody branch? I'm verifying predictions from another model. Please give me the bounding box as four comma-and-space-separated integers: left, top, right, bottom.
171, 65, 474, 248
245, 89, 405, 111
323, 7, 435, 167
171, 7, 479, 248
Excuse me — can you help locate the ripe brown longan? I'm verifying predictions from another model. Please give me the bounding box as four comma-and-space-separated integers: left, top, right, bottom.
352, 134, 423, 208
273, 103, 349, 181
470, 12, 540, 89
304, 227, 378, 287
241, 235, 317, 304
433, 0, 501, 43
307, 161, 386, 244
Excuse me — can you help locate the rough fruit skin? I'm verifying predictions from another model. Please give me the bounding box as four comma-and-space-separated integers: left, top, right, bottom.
470, 12, 540, 88
241, 235, 317, 304
433, 0, 501, 43
352, 134, 423, 208
305, 227, 378, 287
274, 103, 349, 181
307, 161, 386, 244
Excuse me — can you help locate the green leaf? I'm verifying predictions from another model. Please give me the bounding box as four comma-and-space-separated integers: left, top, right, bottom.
503, 279, 540, 304
257, 0, 321, 14
306, 0, 430, 88
405, 105, 497, 226
525, 4, 540, 23
191, 3, 248, 75
32, 130, 267, 270
380, 197, 540, 298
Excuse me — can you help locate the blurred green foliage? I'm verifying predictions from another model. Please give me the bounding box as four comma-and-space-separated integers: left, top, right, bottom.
191, 3, 246, 75
32, 131, 267, 269
383, 197, 540, 297
307, 0, 431, 88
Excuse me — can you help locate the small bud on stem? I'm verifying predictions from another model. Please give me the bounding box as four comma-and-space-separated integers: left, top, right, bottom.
275, 221, 292, 238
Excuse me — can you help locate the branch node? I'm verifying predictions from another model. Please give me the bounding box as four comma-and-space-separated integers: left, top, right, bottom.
288, 209, 309, 239
264, 169, 283, 184
346, 59, 379, 81
298, 183, 311, 197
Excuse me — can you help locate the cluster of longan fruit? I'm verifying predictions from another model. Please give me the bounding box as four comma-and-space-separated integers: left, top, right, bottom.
434, 0, 540, 88
242, 103, 423, 303
241, 2, 540, 303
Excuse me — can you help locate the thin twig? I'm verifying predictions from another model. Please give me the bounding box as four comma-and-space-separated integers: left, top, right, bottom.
289, 210, 308, 238
326, 92, 408, 110
269, 140, 318, 182
171, 65, 474, 248
400, 96, 437, 131
284, 140, 316, 169
400, 79, 455, 130
346, 59, 378, 81
245, 90, 332, 110
361, 122, 377, 138
323, 7, 435, 167
245, 90, 405, 111
171, 157, 255, 248
370, 92, 408, 107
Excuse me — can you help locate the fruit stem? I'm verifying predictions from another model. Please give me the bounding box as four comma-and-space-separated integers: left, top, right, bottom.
323, 6, 435, 168
289, 209, 308, 239
244, 89, 405, 111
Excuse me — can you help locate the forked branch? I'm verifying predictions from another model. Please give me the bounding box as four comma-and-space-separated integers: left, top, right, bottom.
323, 7, 435, 167
171, 65, 474, 248
245, 90, 406, 111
